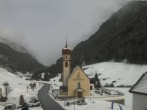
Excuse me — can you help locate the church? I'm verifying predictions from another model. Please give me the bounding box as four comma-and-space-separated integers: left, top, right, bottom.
60, 41, 90, 98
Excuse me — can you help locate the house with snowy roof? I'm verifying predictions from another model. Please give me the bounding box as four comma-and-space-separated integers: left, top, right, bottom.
129, 72, 147, 110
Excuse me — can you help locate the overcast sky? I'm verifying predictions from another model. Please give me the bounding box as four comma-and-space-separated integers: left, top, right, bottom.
0, 0, 127, 66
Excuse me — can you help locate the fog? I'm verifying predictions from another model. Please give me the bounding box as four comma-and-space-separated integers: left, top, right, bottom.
0, 0, 127, 66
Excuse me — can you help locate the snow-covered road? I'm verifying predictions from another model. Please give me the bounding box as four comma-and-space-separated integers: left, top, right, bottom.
38, 84, 64, 110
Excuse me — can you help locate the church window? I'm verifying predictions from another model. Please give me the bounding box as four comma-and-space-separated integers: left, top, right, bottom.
65, 62, 68, 67
66, 56, 67, 59
77, 82, 81, 89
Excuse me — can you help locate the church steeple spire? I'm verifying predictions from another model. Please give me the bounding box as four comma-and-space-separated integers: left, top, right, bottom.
62, 37, 71, 55
65, 37, 68, 48
62, 37, 71, 86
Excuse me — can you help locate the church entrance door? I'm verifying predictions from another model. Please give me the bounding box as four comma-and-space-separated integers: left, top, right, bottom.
77, 92, 83, 98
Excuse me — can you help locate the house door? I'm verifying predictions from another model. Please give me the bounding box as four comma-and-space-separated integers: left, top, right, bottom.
77, 92, 83, 98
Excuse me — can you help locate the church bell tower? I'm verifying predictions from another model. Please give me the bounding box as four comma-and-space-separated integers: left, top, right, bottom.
62, 39, 71, 86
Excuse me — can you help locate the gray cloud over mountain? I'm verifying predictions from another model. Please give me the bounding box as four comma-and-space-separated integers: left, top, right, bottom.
0, 0, 127, 66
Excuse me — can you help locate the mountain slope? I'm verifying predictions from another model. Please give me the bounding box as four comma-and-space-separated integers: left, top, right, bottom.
83, 62, 147, 86
55, 2, 147, 75
71, 1, 147, 66
0, 41, 45, 73
33, 2, 147, 78
0, 37, 29, 54
0, 67, 29, 96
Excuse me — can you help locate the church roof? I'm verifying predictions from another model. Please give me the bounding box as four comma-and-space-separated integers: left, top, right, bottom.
129, 72, 147, 95
62, 48, 71, 55
67, 65, 89, 81
62, 39, 71, 55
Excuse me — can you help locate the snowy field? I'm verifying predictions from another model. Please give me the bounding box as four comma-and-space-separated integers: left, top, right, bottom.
83, 62, 147, 86
0, 62, 146, 110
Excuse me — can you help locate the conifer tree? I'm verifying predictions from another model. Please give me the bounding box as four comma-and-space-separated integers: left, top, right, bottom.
94, 73, 101, 89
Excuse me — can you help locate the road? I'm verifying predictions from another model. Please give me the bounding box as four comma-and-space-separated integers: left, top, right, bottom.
38, 84, 64, 110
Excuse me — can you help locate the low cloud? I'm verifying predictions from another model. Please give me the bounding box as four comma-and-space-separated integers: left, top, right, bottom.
0, 0, 127, 66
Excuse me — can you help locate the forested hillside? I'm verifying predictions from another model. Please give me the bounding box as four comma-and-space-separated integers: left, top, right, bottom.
0, 41, 45, 73
72, 2, 147, 66
33, 1, 147, 79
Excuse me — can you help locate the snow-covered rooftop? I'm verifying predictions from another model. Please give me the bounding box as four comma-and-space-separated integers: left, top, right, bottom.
129, 72, 147, 95
63, 47, 71, 50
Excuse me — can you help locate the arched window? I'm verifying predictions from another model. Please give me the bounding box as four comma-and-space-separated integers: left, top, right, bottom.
65, 56, 67, 59
65, 62, 68, 67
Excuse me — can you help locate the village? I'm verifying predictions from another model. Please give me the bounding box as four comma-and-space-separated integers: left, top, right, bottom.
0, 42, 147, 110
0, 1, 147, 110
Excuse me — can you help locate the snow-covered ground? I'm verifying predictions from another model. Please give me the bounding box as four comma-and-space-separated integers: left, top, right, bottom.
83, 62, 147, 86
0, 62, 146, 110
0, 68, 43, 110
108, 88, 132, 109
57, 98, 130, 110
49, 62, 147, 110
50, 74, 132, 110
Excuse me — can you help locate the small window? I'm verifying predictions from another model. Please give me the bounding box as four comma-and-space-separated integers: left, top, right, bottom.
65, 62, 68, 67
65, 56, 67, 59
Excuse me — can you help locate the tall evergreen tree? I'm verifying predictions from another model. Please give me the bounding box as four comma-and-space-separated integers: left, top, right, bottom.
94, 73, 101, 89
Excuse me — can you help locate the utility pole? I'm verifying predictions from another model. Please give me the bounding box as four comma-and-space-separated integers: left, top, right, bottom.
3, 82, 9, 99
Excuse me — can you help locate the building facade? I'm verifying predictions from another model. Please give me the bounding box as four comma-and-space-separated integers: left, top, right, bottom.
62, 42, 71, 86
68, 66, 90, 97
129, 72, 147, 110
61, 41, 90, 98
